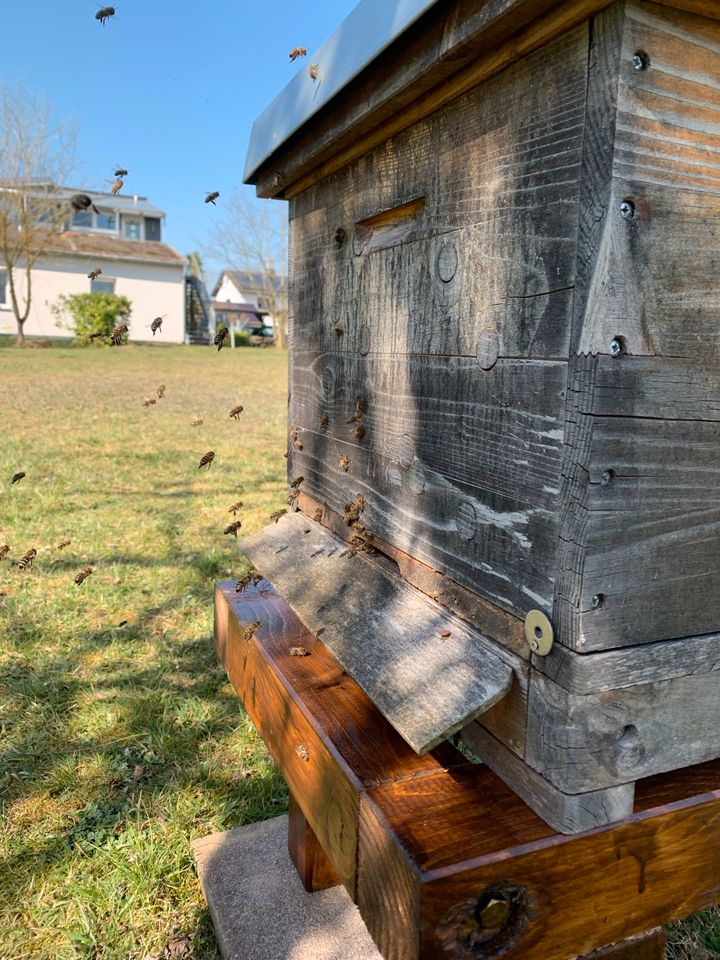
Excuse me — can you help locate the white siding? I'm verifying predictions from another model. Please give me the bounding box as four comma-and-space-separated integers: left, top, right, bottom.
214, 275, 252, 305
0, 255, 185, 343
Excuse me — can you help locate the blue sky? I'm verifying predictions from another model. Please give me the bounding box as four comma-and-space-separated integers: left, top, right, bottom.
2, 1, 358, 282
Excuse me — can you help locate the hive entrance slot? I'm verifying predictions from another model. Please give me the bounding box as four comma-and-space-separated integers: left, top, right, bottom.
353, 196, 426, 254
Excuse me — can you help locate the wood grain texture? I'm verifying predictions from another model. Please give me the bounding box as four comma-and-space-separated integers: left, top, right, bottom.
526, 669, 720, 792
581, 928, 666, 960
288, 791, 341, 891
240, 512, 518, 753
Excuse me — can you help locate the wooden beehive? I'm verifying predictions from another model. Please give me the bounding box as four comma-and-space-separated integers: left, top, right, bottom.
241, 0, 720, 833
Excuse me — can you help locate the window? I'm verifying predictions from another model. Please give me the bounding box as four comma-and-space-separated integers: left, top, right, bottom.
72, 210, 93, 228
123, 219, 141, 240
0, 269, 6, 305
96, 212, 116, 231
144, 217, 161, 242
91, 278, 115, 294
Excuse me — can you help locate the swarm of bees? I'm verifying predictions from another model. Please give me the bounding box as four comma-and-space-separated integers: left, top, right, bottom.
214, 327, 229, 351
95, 6, 116, 25
205, 191, 220, 206
229, 405, 243, 419
150, 316, 164, 336
11, 472, 26, 484
74, 567, 94, 585
198, 451, 215, 470
224, 521, 243, 538
110, 323, 128, 346
16, 549, 37, 570
289, 47, 307, 61
88, 268, 102, 280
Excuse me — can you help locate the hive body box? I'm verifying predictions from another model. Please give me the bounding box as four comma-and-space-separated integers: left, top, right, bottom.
243, 0, 720, 832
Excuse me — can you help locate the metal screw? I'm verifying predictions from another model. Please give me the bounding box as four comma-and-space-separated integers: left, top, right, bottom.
601, 469, 615, 487
620, 199, 635, 220
529, 638, 539, 652
633, 51, 650, 71
610, 338, 624, 358
479, 896, 511, 929
592, 593, 605, 609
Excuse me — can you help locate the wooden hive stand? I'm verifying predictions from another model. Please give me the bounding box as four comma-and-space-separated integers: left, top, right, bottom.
215, 579, 720, 960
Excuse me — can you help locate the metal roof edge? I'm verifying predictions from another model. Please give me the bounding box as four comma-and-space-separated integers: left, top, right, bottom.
243, 0, 440, 183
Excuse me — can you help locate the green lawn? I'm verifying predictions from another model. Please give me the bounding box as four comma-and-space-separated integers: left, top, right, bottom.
0, 343, 289, 959
0, 342, 716, 960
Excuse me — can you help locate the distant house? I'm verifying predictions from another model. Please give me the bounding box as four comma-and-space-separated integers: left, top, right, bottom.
0, 185, 185, 342
212, 270, 288, 332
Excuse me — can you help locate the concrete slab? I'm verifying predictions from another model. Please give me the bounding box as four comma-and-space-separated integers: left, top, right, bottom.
192, 815, 382, 960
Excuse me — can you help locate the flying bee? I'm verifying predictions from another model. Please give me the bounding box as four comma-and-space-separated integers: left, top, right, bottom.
150, 316, 165, 336
235, 570, 262, 592
339, 455, 349, 472
88, 268, 102, 280
229, 405, 244, 419
309, 64, 319, 81
319, 416, 329, 429
295, 743, 310, 761
270, 509, 287, 523
70, 193, 100, 215
289, 646, 309, 656
343, 494, 365, 525
88, 331, 105, 342
243, 620, 262, 642
57, 538, 71, 550
0, 545, 9, 560
289, 47, 307, 61
74, 566, 94, 585
16, 548, 37, 570
191, 418, 203, 427
142, 397, 156, 407
109, 323, 128, 346
114, 167, 128, 177
294, 438, 303, 450
198, 451, 215, 470
333, 324, 344, 336
11, 472, 26, 484
354, 426, 365, 440
205, 191, 220, 205
313, 507, 323, 523
289, 476, 304, 489
95, 6, 116, 25
287, 490, 300, 507
111, 178, 124, 196
214, 326, 228, 351
157, 384, 166, 399
224, 521, 242, 537
228, 500, 244, 515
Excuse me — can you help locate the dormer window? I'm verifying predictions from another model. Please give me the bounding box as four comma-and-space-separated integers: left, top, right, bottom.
123, 218, 142, 240
70, 209, 116, 232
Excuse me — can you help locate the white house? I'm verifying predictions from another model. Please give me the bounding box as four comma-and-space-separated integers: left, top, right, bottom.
0, 186, 186, 343
212, 269, 288, 332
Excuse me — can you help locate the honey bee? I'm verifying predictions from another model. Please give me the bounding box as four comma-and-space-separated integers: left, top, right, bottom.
235, 570, 262, 592
205, 191, 220, 205
343, 494, 365, 525
295, 743, 310, 761
88, 331, 105, 342
270, 509, 287, 523
229, 405, 244, 419
214, 326, 228, 351
294, 438, 304, 450
16, 548, 37, 570
313, 508, 322, 522
354, 426, 365, 440
289, 476, 304, 489
0, 545, 9, 560
289, 646, 309, 657
243, 620, 262, 641
70, 193, 100, 215
110, 323, 128, 346
309, 65, 319, 81
57, 538, 71, 550
157, 384, 166, 399
114, 167, 128, 177
11, 472, 26, 484
142, 397, 157, 407
198, 451, 215, 470
150, 316, 164, 336
228, 500, 244, 515
347, 396, 366, 424
333, 324, 344, 336
191, 418, 203, 427
289, 47, 307, 61
224, 520, 242, 537
339, 455, 349, 472
95, 6, 116, 25
88, 268, 102, 280
74, 566, 94, 585
111, 178, 124, 196
287, 490, 300, 507
319, 416, 329, 429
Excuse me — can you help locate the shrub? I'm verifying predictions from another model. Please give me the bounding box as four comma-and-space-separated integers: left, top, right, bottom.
233, 330, 251, 347
51, 292, 132, 345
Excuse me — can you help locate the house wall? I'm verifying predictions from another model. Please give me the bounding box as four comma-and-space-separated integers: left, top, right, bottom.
0, 255, 185, 343
214, 275, 250, 305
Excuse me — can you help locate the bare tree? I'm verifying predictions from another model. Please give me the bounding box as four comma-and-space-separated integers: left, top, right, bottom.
0, 83, 77, 345
202, 190, 288, 347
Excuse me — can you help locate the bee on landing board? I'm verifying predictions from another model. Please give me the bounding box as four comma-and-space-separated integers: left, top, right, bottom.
319, 416, 329, 429
287, 490, 300, 508
229, 405, 243, 419
243, 620, 262, 642
88, 268, 102, 280
11, 472, 26, 484
95, 6, 116, 25
74, 567, 93, 585
228, 501, 244, 516
111, 178, 124, 196
289, 646, 309, 657
270, 509, 287, 523
109, 323, 128, 346
214, 327, 228, 351
289, 47, 307, 61
224, 521, 242, 538
16, 548, 37, 570
313, 507, 323, 523
198, 451, 215, 470
204, 191, 220, 205
309, 65, 319, 81
339, 455, 349, 472
235, 571, 262, 592
150, 316, 165, 336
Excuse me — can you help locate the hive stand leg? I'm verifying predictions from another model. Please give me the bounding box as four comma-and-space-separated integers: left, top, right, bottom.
288, 790, 341, 892
580, 928, 666, 960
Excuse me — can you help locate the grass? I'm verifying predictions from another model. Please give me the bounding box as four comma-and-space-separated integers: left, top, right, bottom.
0, 343, 289, 959
0, 342, 717, 960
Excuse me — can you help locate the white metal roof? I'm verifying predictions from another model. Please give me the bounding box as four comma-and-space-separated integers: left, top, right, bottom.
243, 0, 439, 182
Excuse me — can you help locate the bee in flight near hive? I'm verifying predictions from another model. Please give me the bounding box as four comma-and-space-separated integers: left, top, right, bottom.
313, 507, 323, 522
57, 538, 71, 550
11, 471, 26, 484
270, 509, 287, 523
157, 384, 166, 399
214, 326, 228, 351
95, 6, 116, 25
204, 191, 220, 206
0, 545, 9, 560
109, 323, 128, 346
333, 324, 344, 336
150, 316, 165, 336
111, 178, 124, 196
354, 426, 365, 440
289, 475, 304, 490
114, 167, 128, 177
70, 193, 100, 215
229, 405, 243, 419
289, 47, 307, 61
309, 64, 319, 81
228, 501, 244, 516
88, 268, 102, 280
243, 620, 262, 642
319, 416, 329, 429
198, 451, 215, 470
191, 417, 203, 427
16, 548, 37, 570
224, 521, 242, 538
74, 567, 94, 585
235, 571, 262, 592
142, 397, 156, 407
339, 455, 349, 472
287, 490, 300, 507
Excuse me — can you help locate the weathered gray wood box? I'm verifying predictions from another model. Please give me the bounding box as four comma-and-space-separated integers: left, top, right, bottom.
241, 0, 720, 833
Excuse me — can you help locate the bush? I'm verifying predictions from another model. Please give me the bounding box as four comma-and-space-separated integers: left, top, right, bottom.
232, 330, 251, 347
50, 292, 132, 345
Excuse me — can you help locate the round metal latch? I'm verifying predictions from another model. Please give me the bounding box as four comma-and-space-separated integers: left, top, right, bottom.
524, 610, 554, 655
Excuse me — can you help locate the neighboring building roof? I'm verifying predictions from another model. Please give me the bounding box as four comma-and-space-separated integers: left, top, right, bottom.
243, 0, 439, 181
214, 269, 287, 296
57, 185, 166, 218
212, 301, 268, 315
42, 232, 184, 266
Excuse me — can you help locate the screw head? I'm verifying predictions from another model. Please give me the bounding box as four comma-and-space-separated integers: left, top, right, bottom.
529, 638, 539, 652
620, 199, 635, 220
633, 51, 650, 71
592, 593, 605, 609
610, 338, 624, 358
479, 896, 511, 929
334, 227, 346, 245
601, 469, 615, 487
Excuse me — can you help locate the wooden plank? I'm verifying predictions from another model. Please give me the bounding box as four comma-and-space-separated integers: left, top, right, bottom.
581, 929, 666, 960
357, 758, 720, 960
214, 579, 468, 892
525, 669, 720, 792
239, 513, 517, 753
289, 352, 565, 619
288, 791, 341, 892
